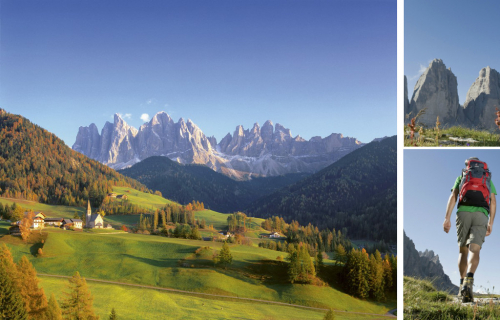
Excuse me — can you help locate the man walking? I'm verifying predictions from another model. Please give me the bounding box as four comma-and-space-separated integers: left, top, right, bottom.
443, 157, 496, 303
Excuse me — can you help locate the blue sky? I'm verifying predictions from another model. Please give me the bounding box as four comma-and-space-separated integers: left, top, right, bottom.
1, 0, 396, 146
405, 149, 500, 293
405, 0, 500, 105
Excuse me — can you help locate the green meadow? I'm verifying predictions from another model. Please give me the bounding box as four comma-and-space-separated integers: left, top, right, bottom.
113, 186, 178, 208
39, 276, 380, 320
0, 197, 85, 218
0, 220, 394, 315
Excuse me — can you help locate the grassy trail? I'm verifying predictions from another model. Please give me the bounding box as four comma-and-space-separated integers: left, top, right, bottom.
38, 273, 396, 318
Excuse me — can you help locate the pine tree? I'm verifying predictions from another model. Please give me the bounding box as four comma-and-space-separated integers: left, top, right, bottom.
60, 271, 98, 320
368, 251, 385, 301
16, 256, 48, 318
323, 309, 335, 320
46, 293, 63, 320
0, 261, 28, 320
109, 308, 117, 320
334, 244, 346, 266
218, 242, 233, 270
153, 210, 158, 231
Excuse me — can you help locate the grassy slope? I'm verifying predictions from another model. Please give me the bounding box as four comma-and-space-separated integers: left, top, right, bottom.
404, 276, 500, 319
0, 198, 85, 218
112, 186, 177, 209
0, 221, 393, 314
39, 277, 377, 320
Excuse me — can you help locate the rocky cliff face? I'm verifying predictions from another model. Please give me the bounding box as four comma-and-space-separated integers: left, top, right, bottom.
406, 60, 500, 131
404, 231, 459, 293
404, 75, 410, 116
463, 67, 500, 131
408, 59, 461, 126
73, 112, 364, 179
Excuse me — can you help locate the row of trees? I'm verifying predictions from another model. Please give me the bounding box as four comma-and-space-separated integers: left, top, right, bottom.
227, 212, 250, 232
259, 216, 353, 255
341, 248, 397, 301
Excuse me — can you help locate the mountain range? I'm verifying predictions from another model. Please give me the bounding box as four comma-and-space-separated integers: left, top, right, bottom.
405, 59, 500, 131
404, 231, 458, 294
73, 112, 364, 179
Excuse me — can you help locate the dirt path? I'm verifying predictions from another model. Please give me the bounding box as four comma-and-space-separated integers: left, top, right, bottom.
38, 273, 396, 318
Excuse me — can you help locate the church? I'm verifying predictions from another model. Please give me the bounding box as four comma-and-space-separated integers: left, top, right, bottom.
86, 200, 104, 229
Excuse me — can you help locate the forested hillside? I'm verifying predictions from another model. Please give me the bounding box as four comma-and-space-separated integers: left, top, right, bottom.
0, 109, 149, 207
246, 136, 397, 242
119, 156, 309, 212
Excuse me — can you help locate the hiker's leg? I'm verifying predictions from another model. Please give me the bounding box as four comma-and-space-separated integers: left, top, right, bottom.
458, 246, 468, 278
467, 243, 481, 274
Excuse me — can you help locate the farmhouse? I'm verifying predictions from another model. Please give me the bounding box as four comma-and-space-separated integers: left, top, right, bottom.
45, 217, 63, 227
269, 232, 281, 238
61, 218, 83, 230
219, 231, 233, 239
16, 212, 46, 229
85, 200, 104, 229
116, 194, 128, 200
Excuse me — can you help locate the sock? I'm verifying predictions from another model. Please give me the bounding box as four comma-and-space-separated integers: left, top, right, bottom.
460, 278, 464, 285
467, 272, 474, 278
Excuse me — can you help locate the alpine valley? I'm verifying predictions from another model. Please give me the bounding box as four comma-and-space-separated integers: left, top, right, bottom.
0, 109, 397, 319
73, 112, 364, 180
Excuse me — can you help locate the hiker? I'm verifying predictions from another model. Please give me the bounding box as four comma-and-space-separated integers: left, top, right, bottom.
443, 157, 496, 303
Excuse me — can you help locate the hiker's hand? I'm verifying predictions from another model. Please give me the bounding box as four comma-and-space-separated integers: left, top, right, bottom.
443, 218, 451, 233
487, 224, 493, 236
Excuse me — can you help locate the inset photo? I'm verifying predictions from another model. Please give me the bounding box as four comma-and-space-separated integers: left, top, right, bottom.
404, 149, 500, 318
404, 0, 500, 147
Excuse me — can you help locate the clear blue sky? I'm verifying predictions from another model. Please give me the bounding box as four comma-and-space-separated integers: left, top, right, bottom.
405, 0, 500, 105
1, 0, 396, 146
405, 149, 500, 293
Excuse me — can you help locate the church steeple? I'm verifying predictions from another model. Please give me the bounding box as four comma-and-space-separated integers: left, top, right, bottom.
86, 200, 92, 228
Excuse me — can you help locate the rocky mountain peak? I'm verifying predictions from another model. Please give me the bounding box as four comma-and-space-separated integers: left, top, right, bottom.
74, 115, 364, 179
404, 231, 458, 293
409, 59, 460, 127
463, 66, 500, 130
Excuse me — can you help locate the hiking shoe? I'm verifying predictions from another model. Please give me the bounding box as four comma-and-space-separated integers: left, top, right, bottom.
461, 277, 474, 303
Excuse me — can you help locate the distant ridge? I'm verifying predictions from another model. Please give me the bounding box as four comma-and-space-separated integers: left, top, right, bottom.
245, 136, 397, 242
119, 156, 309, 213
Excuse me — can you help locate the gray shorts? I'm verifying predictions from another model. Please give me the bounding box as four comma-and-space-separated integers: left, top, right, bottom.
456, 211, 489, 248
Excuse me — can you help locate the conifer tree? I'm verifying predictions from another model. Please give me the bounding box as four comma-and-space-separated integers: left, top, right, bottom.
46, 293, 63, 320
368, 251, 385, 301
218, 242, 233, 270
0, 261, 28, 320
323, 309, 335, 320
109, 308, 117, 320
60, 271, 98, 320
16, 256, 48, 318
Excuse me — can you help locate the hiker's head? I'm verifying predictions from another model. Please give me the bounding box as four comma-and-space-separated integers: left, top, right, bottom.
465, 157, 480, 166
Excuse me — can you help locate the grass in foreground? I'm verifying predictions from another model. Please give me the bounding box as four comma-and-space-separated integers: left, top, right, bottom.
39, 276, 380, 320
404, 126, 500, 147
404, 276, 500, 319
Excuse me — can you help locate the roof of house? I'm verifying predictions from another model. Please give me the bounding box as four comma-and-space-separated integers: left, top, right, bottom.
71, 219, 82, 223
88, 214, 102, 223
63, 219, 73, 225
45, 217, 63, 222
24, 212, 46, 218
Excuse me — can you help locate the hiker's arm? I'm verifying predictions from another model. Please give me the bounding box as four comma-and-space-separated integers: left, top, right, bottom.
487, 193, 496, 236
443, 189, 458, 233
